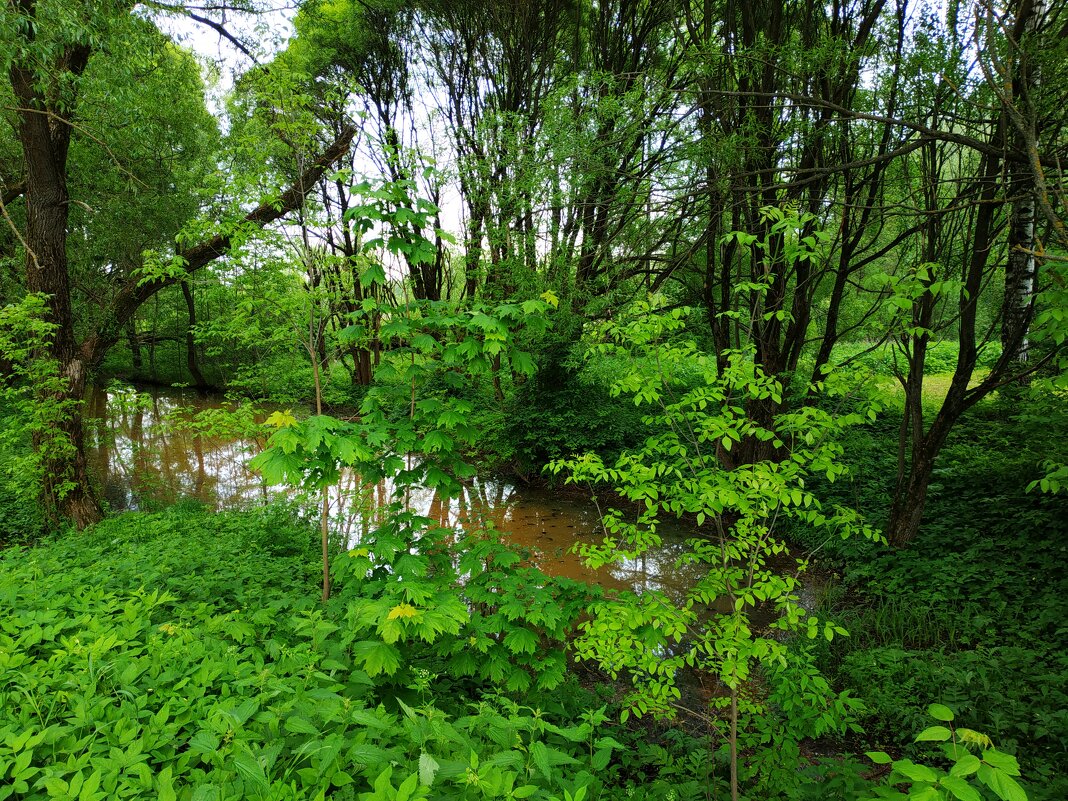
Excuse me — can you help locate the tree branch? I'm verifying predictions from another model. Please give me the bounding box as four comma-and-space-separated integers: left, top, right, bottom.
1, 178, 25, 207
80, 124, 357, 366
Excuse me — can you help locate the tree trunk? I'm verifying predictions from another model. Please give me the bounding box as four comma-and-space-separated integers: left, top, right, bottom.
34, 366, 103, 529
181, 281, 209, 391
1003, 180, 1036, 363
10, 36, 102, 528
886, 448, 935, 547
126, 322, 142, 371
1001, 0, 1043, 363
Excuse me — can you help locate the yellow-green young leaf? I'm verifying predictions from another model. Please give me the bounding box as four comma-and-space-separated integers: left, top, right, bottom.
539, 289, 559, 308
957, 729, 993, 749
916, 726, 952, 742
264, 409, 296, 428
387, 604, 419, 620
928, 703, 955, 722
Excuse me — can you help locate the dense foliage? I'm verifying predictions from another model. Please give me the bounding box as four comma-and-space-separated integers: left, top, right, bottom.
2, 0, 1067, 799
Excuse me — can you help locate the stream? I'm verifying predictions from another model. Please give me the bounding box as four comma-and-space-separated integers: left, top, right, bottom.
84, 384, 712, 599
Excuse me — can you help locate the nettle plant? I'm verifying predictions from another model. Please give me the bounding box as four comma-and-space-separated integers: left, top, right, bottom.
550, 301, 883, 799
0, 294, 81, 527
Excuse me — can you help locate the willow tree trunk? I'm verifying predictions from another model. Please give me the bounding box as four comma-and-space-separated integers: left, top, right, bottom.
10, 38, 103, 528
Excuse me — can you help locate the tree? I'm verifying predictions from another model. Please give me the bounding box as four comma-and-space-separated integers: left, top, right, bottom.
1, 0, 355, 526
551, 303, 876, 799
882, 0, 1067, 545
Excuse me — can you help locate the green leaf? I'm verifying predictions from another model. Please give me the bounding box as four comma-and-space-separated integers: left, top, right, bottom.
156, 767, 177, 801
510, 350, 535, 376
360, 262, 387, 286
907, 787, 941, 801
916, 726, 952, 742
351, 744, 393, 767
332, 771, 355, 787
411, 333, 438, 352
396, 771, 420, 801
188, 730, 220, 755
928, 704, 955, 722
232, 749, 269, 793
353, 640, 402, 676
418, 751, 439, 787
867, 751, 893, 765
977, 765, 1028, 801
893, 760, 939, 783
981, 751, 1021, 777
950, 755, 982, 777
503, 627, 538, 655
939, 775, 982, 801
531, 741, 552, 780
284, 716, 320, 736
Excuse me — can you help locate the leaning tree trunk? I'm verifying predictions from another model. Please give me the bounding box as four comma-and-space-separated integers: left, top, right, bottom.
9, 1, 356, 530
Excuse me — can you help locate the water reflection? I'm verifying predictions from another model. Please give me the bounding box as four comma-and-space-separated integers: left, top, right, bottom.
84, 384, 707, 599
85, 385, 268, 512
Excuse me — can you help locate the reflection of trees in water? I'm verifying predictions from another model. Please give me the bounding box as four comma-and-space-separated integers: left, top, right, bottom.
86, 386, 266, 511
85, 386, 709, 599
328, 475, 700, 598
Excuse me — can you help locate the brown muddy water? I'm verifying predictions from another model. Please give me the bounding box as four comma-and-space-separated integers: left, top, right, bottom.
83, 384, 730, 600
